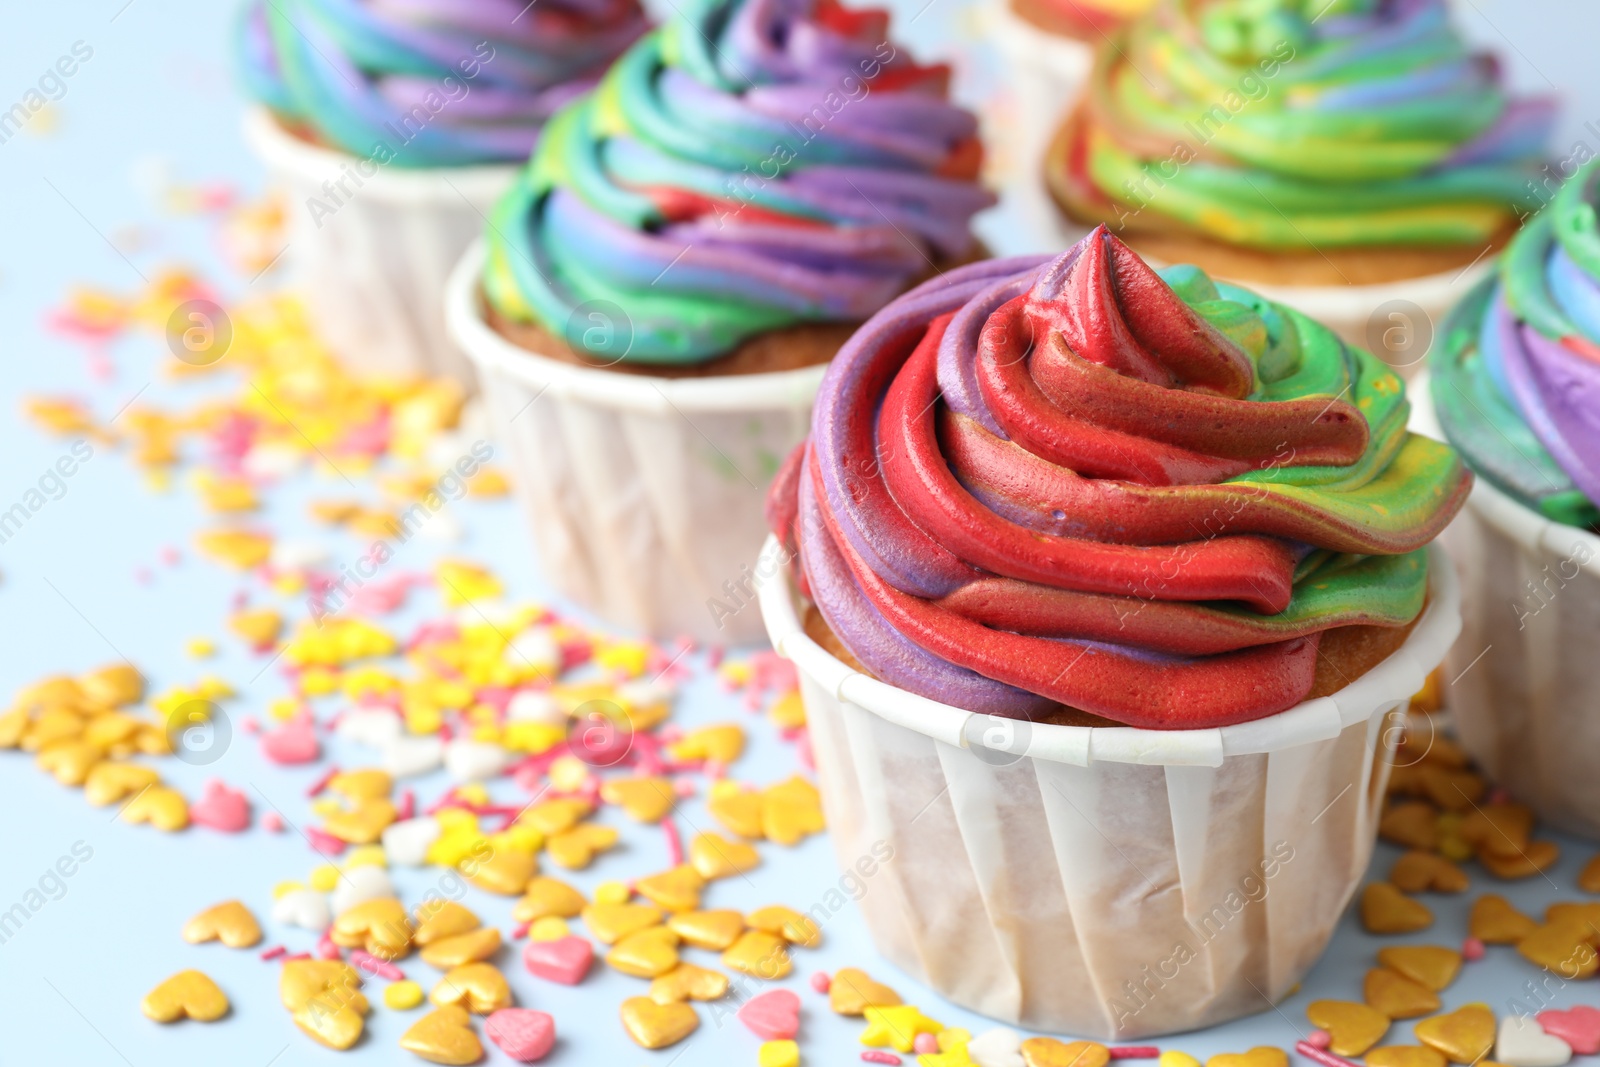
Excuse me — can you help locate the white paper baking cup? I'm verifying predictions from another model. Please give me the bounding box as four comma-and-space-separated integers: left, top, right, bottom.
757, 535, 1461, 1037
984, 0, 1096, 253
244, 106, 516, 385
447, 241, 826, 645
1412, 377, 1600, 838
1213, 257, 1497, 377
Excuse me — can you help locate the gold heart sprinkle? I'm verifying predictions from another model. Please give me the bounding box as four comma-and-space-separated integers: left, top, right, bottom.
668, 724, 746, 765
280, 960, 367, 1013
708, 786, 765, 839
1205, 1049, 1287, 1067
1481, 841, 1561, 880
420, 927, 502, 969
1366, 1047, 1447, 1067
182, 900, 262, 949
723, 929, 791, 980
518, 798, 594, 836
1459, 803, 1534, 857
546, 823, 618, 870
607, 926, 682, 978
1516, 920, 1599, 978
1361, 883, 1433, 934
1579, 855, 1600, 894
649, 963, 730, 1004
399, 1004, 483, 1065
78, 664, 144, 707
1376, 946, 1462, 992
668, 909, 746, 951
37, 740, 106, 786
327, 768, 392, 800
634, 865, 706, 914
689, 832, 761, 881
830, 966, 902, 1016
1306, 1000, 1389, 1057
1023, 1038, 1111, 1067
1470, 894, 1537, 944
761, 776, 825, 846
321, 798, 398, 845
83, 762, 161, 807
120, 784, 189, 832
1414, 1003, 1495, 1064
513, 877, 587, 924
464, 846, 537, 896
429, 962, 512, 1014
1389, 852, 1469, 894
1379, 802, 1439, 851
331, 897, 414, 960
1364, 968, 1441, 1019
142, 970, 228, 1023
413, 901, 481, 946
621, 995, 699, 1049
601, 776, 676, 823
581, 901, 663, 945
746, 905, 822, 949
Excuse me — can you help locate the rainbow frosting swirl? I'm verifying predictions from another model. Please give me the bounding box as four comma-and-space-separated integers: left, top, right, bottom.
769, 227, 1470, 727
1054, 0, 1554, 252
1432, 158, 1600, 529
482, 0, 994, 366
237, 0, 646, 167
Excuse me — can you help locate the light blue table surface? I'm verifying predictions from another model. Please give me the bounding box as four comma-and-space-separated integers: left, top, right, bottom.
1, 1, 1597, 1065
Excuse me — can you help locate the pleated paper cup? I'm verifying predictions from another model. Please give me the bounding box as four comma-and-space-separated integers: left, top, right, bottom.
447, 242, 826, 645
1412, 377, 1600, 838
984, 0, 1096, 252
244, 106, 516, 385
756, 535, 1461, 1038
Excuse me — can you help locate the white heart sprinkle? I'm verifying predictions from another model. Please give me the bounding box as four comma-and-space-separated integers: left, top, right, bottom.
329, 864, 396, 918
336, 708, 403, 748
506, 689, 565, 725
1499, 1014, 1573, 1067
381, 817, 441, 867
967, 1027, 1024, 1067
444, 739, 511, 781
270, 888, 330, 931
382, 735, 444, 779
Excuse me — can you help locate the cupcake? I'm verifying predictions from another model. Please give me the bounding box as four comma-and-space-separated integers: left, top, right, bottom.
448, 0, 993, 644
237, 0, 646, 381
1044, 0, 1555, 365
1423, 156, 1600, 837
759, 226, 1467, 1035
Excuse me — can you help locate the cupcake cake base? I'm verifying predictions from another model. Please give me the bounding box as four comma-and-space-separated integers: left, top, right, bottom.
245, 107, 515, 386
757, 535, 1462, 1037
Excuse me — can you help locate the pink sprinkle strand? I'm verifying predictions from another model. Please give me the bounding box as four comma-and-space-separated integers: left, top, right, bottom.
306, 827, 347, 855
350, 949, 404, 980
810, 971, 831, 994
861, 1053, 902, 1065
663, 818, 684, 868
1110, 1048, 1160, 1060
305, 765, 340, 797
511, 921, 530, 940
1297, 1041, 1360, 1067
260, 945, 287, 961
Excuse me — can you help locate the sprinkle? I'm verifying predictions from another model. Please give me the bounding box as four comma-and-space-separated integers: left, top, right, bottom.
262, 812, 285, 832
282, 952, 312, 962
260, 945, 286, 961
396, 790, 415, 822
305, 764, 340, 797
811, 971, 831, 994
350, 949, 404, 980
862, 1054, 902, 1065
306, 827, 346, 855
385, 980, 424, 1011
663, 818, 684, 868
1111, 1048, 1161, 1059
913, 1033, 939, 1055
315, 930, 341, 960
1462, 937, 1486, 961
1296, 1043, 1360, 1067
511, 921, 530, 940
1305, 1032, 1332, 1050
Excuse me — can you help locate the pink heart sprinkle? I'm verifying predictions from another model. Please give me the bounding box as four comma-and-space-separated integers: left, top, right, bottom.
486, 1008, 556, 1062
261, 716, 319, 764
188, 780, 251, 832
737, 989, 801, 1041
524, 936, 593, 986
1538, 1006, 1600, 1054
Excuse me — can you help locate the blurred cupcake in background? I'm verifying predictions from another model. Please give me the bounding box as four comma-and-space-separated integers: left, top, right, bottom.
1420, 156, 1600, 837
237, 0, 646, 381
985, 0, 1154, 241
448, 0, 994, 644
1045, 0, 1555, 367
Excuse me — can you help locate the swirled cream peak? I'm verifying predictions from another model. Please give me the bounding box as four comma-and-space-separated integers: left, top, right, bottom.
482, 0, 994, 365
1432, 157, 1600, 529
1054, 0, 1555, 252
237, 0, 646, 166
770, 227, 1470, 727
